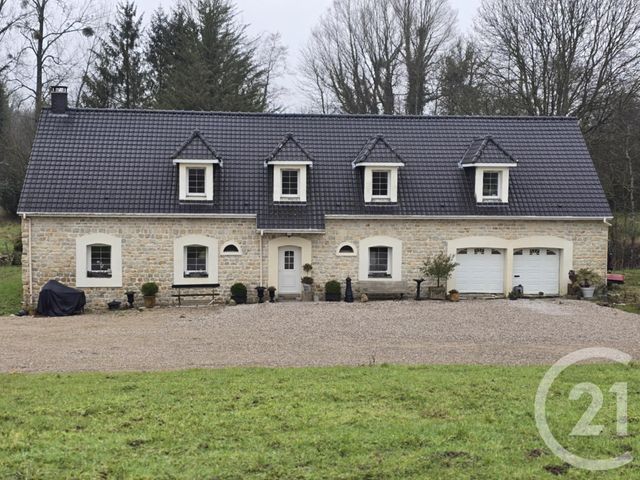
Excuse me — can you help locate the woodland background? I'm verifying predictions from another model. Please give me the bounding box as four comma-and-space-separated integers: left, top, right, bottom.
1, 0, 639, 267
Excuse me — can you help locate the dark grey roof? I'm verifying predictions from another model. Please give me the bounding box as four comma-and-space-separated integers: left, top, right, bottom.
18, 108, 612, 230
460, 135, 517, 165
264, 133, 314, 166
172, 130, 220, 161
353, 135, 405, 166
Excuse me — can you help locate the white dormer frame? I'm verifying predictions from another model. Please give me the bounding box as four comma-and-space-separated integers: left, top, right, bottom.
272, 162, 310, 202
359, 163, 402, 203
173, 159, 218, 201
472, 166, 513, 203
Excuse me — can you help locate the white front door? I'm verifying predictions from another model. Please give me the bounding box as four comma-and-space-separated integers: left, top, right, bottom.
455, 248, 505, 293
278, 246, 301, 294
513, 248, 560, 295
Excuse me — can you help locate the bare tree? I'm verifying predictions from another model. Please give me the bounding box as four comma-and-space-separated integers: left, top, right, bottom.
301, 0, 404, 114
393, 0, 456, 114
11, 0, 98, 114
301, 0, 455, 115
477, 0, 640, 130
257, 32, 288, 112
0, 0, 24, 74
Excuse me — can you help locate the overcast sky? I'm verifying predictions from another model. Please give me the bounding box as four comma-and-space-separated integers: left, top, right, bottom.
134, 0, 482, 111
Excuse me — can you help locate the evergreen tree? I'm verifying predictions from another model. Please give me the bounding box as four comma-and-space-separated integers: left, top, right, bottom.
81, 1, 148, 108
146, 0, 266, 112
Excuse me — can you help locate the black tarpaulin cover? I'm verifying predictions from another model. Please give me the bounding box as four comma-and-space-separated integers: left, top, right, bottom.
37, 280, 86, 316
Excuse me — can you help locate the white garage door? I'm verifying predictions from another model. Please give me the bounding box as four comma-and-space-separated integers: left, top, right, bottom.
512, 248, 560, 295
455, 248, 505, 293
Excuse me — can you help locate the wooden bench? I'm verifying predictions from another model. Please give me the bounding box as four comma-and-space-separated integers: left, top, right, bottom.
357, 280, 408, 300
171, 283, 220, 306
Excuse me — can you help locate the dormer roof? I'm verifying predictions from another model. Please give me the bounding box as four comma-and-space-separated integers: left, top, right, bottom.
172, 130, 221, 164
264, 133, 314, 167
460, 135, 517, 167
353, 135, 405, 168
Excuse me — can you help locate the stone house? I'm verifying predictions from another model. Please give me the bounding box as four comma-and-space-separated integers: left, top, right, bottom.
18, 86, 611, 308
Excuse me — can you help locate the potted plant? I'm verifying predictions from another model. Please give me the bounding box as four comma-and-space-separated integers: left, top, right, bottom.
230, 283, 248, 304
448, 289, 460, 302
140, 282, 159, 308
325, 280, 341, 302
575, 268, 602, 299
301, 263, 314, 301
421, 253, 458, 300
267, 286, 277, 303
255, 286, 266, 303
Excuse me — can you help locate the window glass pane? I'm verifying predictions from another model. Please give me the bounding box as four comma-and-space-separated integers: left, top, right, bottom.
514, 249, 523, 255
281, 170, 299, 195
546, 249, 557, 255
482, 172, 499, 197
90, 245, 111, 271
372, 171, 389, 196
474, 248, 485, 255
186, 246, 207, 272
188, 168, 206, 194
529, 248, 540, 256
284, 250, 295, 270
457, 248, 467, 254
223, 243, 239, 253
339, 245, 354, 254
369, 247, 389, 275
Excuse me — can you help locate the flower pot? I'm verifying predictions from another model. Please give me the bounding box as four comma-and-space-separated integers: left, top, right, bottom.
325, 292, 341, 302
107, 300, 121, 310
255, 286, 266, 303
143, 295, 156, 308
231, 293, 247, 305
427, 286, 446, 300
449, 292, 460, 302
268, 289, 276, 303
581, 286, 596, 299
301, 291, 314, 302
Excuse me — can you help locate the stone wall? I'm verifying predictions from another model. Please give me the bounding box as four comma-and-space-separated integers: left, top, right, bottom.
22, 216, 608, 309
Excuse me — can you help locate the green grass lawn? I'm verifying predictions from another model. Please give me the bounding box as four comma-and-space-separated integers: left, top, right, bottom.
0, 265, 22, 315
0, 220, 22, 315
610, 269, 640, 314
1, 364, 638, 479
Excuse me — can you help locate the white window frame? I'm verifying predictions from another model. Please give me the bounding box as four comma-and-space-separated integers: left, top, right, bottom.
475, 167, 510, 203
174, 160, 216, 201
174, 235, 218, 285
280, 168, 300, 198
273, 164, 307, 202
184, 245, 209, 278
221, 241, 243, 256
368, 246, 392, 278
364, 166, 398, 203
76, 233, 122, 287
358, 236, 402, 281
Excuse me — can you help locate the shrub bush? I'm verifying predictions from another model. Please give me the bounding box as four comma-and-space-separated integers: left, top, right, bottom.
325, 280, 341, 294
140, 282, 159, 297
230, 283, 248, 297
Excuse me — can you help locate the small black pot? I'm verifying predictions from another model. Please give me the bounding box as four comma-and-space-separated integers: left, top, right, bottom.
325, 292, 341, 302
255, 286, 266, 303
126, 291, 135, 308
231, 293, 247, 305
268, 288, 276, 303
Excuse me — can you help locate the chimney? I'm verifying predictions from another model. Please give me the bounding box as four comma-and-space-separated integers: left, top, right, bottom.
50, 85, 68, 114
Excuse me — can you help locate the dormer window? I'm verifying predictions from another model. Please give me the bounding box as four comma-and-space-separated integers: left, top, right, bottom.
171, 130, 222, 202
353, 135, 405, 204
371, 170, 390, 198
281, 169, 299, 197
187, 167, 206, 196
459, 136, 517, 204
265, 133, 313, 203
482, 171, 500, 199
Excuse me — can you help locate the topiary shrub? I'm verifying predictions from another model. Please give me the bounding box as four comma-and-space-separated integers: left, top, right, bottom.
140, 282, 159, 297
230, 282, 248, 304
325, 280, 341, 301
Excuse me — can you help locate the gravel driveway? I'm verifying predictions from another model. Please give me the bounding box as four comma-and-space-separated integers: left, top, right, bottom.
1, 299, 638, 372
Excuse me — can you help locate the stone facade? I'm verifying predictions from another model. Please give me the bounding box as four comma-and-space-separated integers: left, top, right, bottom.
22, 216, 608, 309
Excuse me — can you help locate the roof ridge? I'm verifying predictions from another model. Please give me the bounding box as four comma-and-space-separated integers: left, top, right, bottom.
50, 107, 579, 122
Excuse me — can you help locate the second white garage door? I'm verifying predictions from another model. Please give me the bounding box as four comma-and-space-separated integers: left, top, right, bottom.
455, 248, 505, 293
512, 248, 560, 295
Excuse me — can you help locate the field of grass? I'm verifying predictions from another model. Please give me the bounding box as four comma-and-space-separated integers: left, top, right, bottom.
0, 220, 21, 315
1, 364, 638, 478
610, 269, 640, 314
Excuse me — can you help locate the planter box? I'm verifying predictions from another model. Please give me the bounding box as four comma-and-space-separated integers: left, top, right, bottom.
427, 286, 446, 300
